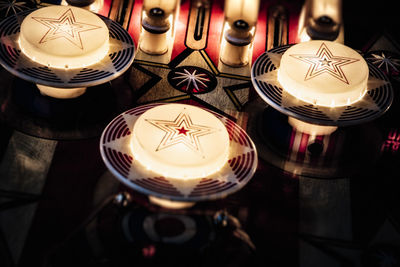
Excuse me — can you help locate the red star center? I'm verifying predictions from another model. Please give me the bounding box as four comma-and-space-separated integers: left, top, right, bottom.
177, 126, 188, 135
146, 112, 217, 153
32, 8, 102, 49
289, 42, 360, 84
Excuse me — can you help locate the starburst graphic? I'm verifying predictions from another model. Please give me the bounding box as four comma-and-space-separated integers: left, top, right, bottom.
146, 112, 217, 153
32, 8, 102, 49
171, 68, 210, 92
290, 42, 360, 84
367, 52, 400, 74
0, 0, 28, 17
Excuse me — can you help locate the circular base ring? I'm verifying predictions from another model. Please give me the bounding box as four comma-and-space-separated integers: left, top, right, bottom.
0, 8, 135, 89
100, 103, 258, 203
251, 44, 393, 127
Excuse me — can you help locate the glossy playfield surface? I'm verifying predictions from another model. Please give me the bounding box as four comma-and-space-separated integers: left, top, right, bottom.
0, 1, 400, 266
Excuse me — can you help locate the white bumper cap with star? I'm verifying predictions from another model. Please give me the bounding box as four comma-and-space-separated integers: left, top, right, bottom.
277, 40, 369, 107
131, 104, 230, 180
19, 5, 109, 69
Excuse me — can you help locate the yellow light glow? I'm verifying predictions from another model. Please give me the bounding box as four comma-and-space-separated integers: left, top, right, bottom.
224, 0, 260, 26
277, 41, 369, 107
219, 21, 256, 67
130, 104, 230, 180
288, 117, 337, 136
139, 0, 178, 55
19, 6, 109, 69
139, 11, 171, 55
61, 0, 104, 12
219, 0, 259, 67
36, 84, 86, 98
299, 31, 311, 42
143, 0, 178, 14
297, 0, 344, 44
148, 196, 195, 209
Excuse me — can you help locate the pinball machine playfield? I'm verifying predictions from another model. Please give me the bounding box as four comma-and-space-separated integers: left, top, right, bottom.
0, 0, 400, 267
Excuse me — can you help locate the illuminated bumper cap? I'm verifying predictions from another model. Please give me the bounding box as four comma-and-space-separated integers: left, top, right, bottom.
131, 104, 230, 179
277, 40, 368, 107
19, 6, 109, 69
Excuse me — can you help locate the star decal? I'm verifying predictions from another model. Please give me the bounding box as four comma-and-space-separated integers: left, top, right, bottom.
367, 52, 400, 75
32, 8, 102, 49
290, 42, 360, 84
146, 112, 217, 153
177, 126, 188, 135
131, 50, 251, 112
171, 68, 210, 92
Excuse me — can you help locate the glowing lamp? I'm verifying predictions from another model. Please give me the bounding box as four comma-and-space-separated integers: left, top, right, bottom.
100, 103, 258, 209
278, 41, 368, 107
62, 0, 104, 13
147, 196, 195, 209
35, 84, 87, 99
219, 0, 260, 67
139, 0, 179, 55
19, 6, 109, 69
297, 0, 344, 43
131, 104, 230, 179
288, 116, 337, 136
